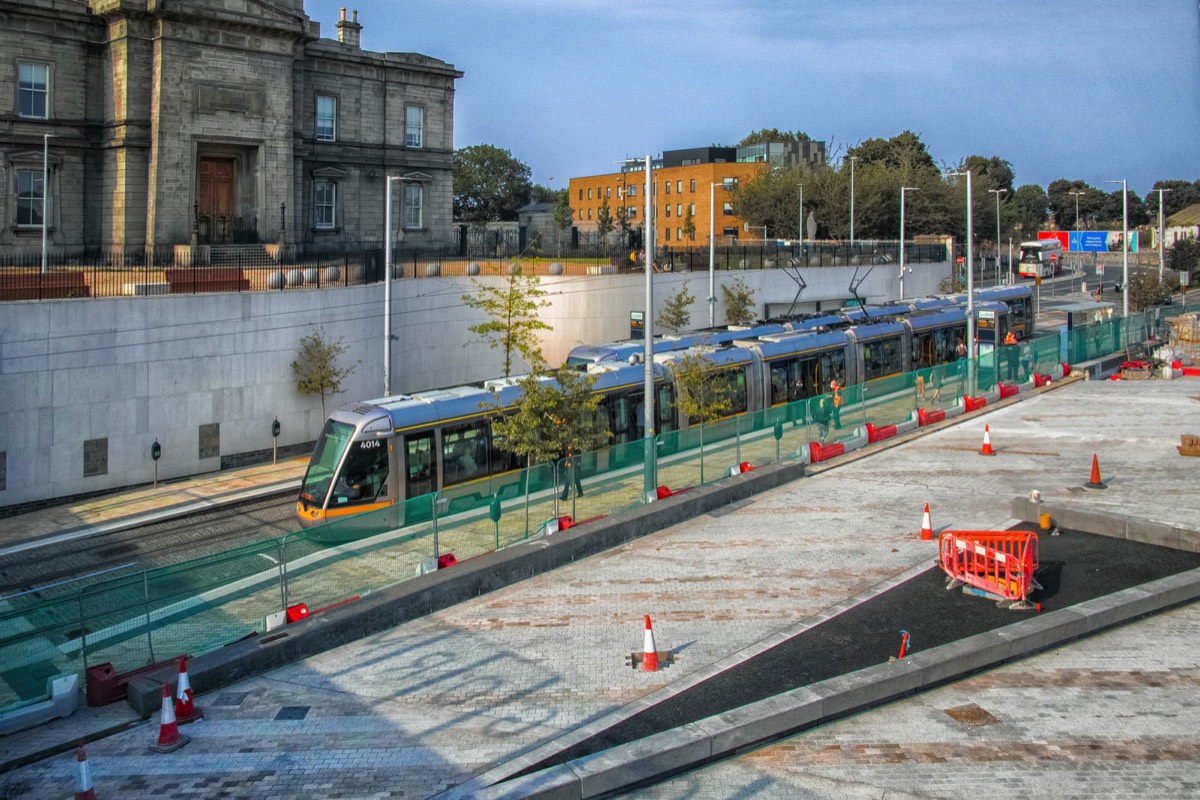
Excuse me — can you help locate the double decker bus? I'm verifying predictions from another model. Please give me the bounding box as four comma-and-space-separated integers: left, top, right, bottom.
1017, 239, 1063, 278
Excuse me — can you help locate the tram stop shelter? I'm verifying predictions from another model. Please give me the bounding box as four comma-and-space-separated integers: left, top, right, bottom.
1057, 300, 1116, 331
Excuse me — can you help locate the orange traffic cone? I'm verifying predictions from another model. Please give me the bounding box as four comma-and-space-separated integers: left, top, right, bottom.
920, 503, 933, 541
149, 682, 190, 753
641, 615, 659, 672
174, 656, 202, 724
980, 425, 994, 456
74, 744, 96, 800
1086, 453, 1107, 489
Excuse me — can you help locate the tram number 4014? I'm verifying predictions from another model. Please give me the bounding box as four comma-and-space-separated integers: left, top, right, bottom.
359, 440, 382, 449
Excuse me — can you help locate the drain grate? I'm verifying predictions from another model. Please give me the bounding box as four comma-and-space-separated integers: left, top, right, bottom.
213, 692, 249, 707
944, 702, 1000, 727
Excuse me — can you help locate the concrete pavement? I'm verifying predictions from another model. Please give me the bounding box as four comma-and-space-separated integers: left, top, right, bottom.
1, 375, 1198, 799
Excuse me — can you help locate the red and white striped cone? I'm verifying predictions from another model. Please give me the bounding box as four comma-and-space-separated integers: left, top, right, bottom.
920, 503, 933, 541
149, 682, 190, 753
980, 425, 994, 456
641, 615, 659, 673
74, 744, 96, 800
174, 656, 202, 724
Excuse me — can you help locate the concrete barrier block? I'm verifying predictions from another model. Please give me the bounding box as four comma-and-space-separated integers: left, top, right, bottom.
1071, 586, 1157, 633
942, 403, 964, 418
127, 675, 169, 718
994, 608, 1089, 657
841, 431, 868, 453
809, 657, 924, 718
0, 673, 80, 735
470, 764, 580, 800
695, 687, 825, 757
1140, 569, 1200, 610
571, 724, 711, 798
895, 418, 919, 435
1126, 519, 1195, 551
909, 630, 1013, 685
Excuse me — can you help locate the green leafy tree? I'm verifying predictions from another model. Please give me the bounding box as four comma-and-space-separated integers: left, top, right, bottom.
1167, 238, 1200, 284
668, 347, 734, 482
596, 196, 614, 253
615, 204, 632, 248
738, 128, 812, 145
291, 326, 358, 416
1127, 271, 1173, 311
1009, 184, 1049, 235
488, 365, 610, 512
1148, 180, 1200, 218
552, 189, 575, 256
734, 167, 807, 241
722, 277, 757, 325
682, 206, 696, 242
657, 285, 694, 333
453, 144, 532, 226
847, 131, 938, 175
461, 267, 552, 377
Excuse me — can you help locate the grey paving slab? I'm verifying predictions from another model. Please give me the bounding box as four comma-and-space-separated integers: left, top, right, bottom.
1, 377, 1198, 800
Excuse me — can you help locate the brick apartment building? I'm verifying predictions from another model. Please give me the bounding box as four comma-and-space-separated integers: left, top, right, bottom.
568, 142, 825, 250
0, 0, 461, 257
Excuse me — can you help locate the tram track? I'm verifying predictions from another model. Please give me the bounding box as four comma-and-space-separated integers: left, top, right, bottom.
0, 491, 299, 597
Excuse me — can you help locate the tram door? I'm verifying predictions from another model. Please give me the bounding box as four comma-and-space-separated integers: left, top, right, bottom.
403, 432, 435, 499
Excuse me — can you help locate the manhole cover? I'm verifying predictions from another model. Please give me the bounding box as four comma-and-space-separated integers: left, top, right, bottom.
274, 705, 310, 720
944, 703, 999, 727
214, 692, 250, 707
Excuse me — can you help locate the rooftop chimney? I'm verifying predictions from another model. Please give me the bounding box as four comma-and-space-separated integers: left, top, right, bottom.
337, 8, 361, 49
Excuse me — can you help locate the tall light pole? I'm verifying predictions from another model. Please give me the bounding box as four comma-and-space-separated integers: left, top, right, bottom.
949, 170, 976, 391
797, 182, 804, 242
1068, 190, 1085, 230
899, 187, 918, 300
41, 132, 54, 274
1106, 179, 1129, 317
848, 155, 858, 247
709, 181, 718, 327
383, 175, 400, 396
643, 155, 656, 496
988, 188, 1006, 287
1153, 188, 1172, 280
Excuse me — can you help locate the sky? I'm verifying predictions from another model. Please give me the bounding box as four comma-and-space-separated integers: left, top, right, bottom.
308, 0, 1200, 198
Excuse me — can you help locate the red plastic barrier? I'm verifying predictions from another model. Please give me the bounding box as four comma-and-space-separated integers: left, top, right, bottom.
285, 603, 309, 623
436, 553, 458, 568
963, 396, 986, 412
866, 423, 897, 443
1061, 362, 1071, 378
1184, 367, 1200, 377
809, 441, 844, 463
739, 461, 754, 473
918, 408, 946, 426
939, 529, 1039, 606
998, 383, 1019, 399
1033, 373, 1051, 387
656, 485, 674, 499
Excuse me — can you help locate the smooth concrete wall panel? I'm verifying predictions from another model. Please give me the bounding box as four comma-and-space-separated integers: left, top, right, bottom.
0, 263, 939, 507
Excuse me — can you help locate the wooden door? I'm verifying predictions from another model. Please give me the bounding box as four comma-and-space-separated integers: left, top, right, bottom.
198, 158, 234, 243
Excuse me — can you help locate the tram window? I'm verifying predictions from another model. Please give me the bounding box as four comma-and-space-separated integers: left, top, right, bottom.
332, 438, 390, 506
657, 385, 675, 432
770, 364, 789, 405
300, 420, 353, 504
405, 433, 434, 496
818, 350, 847, 388
488, 420, 525, 474
442, 421, 489, 486
715, 368, 747, 414
863, 336, 902, 379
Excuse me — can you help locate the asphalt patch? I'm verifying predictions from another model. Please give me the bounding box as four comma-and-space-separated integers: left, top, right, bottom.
517, 527, 1200, 777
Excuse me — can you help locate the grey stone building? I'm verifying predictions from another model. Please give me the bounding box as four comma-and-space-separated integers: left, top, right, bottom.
0, 0, 461, 257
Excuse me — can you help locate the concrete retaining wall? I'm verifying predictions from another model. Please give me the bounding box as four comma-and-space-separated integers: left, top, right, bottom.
0, 262, 945, 507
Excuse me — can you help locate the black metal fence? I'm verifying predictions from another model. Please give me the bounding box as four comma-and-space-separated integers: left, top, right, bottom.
0, 239, 949, 301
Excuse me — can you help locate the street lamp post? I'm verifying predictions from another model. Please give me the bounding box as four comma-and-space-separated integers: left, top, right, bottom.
848, 155, 858, 248
949, 170, 976, 393
643, 156, 656, 496
1106, 179, 1129, 317
899, 187, 918, 300
1154, 188, 1172, 281
1068, 190, 1085, 230
709, 181, 718, 327
384, 175, 400, 396
41, 133, 54, 274
988, 188, 1006, 286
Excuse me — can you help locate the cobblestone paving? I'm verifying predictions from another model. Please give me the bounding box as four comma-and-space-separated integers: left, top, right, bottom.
2, 379, 1197, 799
